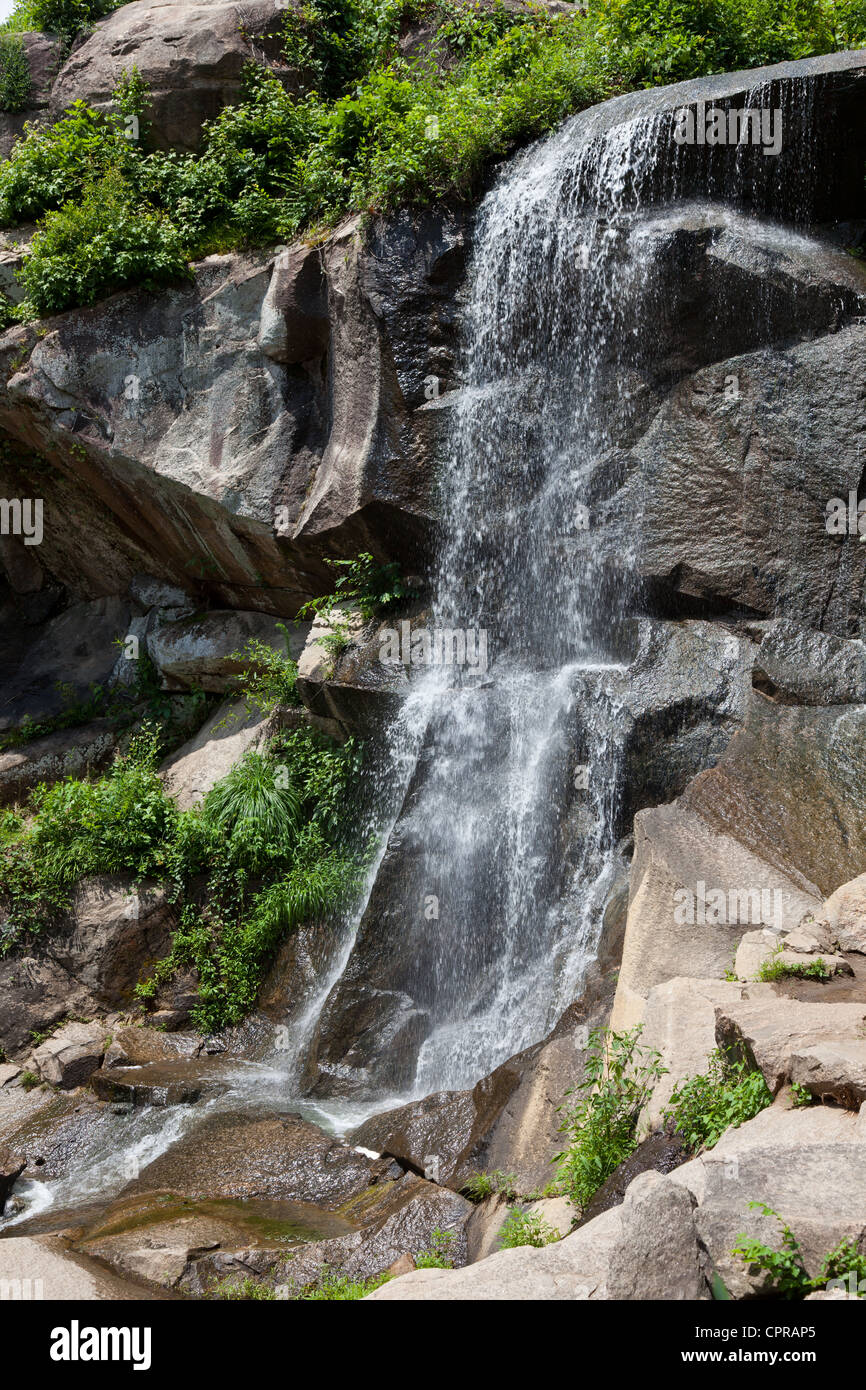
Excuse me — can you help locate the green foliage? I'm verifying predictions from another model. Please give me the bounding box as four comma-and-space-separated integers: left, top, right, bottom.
300, 551, 416, 624
663, 1049, 773, 1152
790, 1081, 814, 1108
135, 727, 365, 1032
3, 0, 866, 315
229, 623, 300, 717
11, 0, 126, 43
18, 164, 189, 317
0, 725, 175, 953
206, 1276, 279, 1300
297, 1268, 392, 1299
0, 33, 30, 113
461, 1169, 519, 1202
19, 1070, 41, 1090
732, 1202, 866, 1298
756, 945, 834, 981
555, 1026, 666, 1212
414, 1228, 457, 1268
497, 1207, 559, 1249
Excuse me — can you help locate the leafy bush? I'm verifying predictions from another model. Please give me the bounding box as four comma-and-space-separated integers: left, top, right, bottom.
663, 1049, 772, 1152
497, 1208, 559, 1249
299, 551, 416, 624
732, 1202, 866, 1298
18, 165, 189, 316
137, 728, 365, 1031
3, 0, 866, 315
555, 1026, 666, 1212
461, 1169, 519, 1202
756, 945, 834, 982
414, 1228, 457, 1268
8, 0, 126, 43
229, 623, 300, 717
0, 33, 31, 113
0, 725, 175, 951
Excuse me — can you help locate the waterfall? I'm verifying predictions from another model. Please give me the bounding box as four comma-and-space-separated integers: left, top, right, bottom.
304, 67, 841, 1105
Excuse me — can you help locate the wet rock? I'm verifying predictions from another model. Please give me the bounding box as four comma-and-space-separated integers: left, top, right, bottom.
0, 1141, 26, 1214
714, 998, 866, 1095
0, 877, 174, 1057
1, 1093, 116, 1181
33, 1021, 107, 1089
347, 990, 613, 1195
91, 1059, 232, 1107
102, 1027, 201, 1069
124, 1109, 404, 1209
754, 621, 866, 705
50, 0, 296, 151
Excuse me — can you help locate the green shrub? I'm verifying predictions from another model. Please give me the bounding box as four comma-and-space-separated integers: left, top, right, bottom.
732, 1202, 866, 1298
414, 1228, 457, 1268
0, 724, 175, 951
18, 165, 189, 316
0, 33, 31, 112
461, 1169, 519, 1202
663, 1049, 772, 1152
497, 1208, 559, 1249
14, 0, 125, 43
555, 1026, 666, 1212
297, 1269, 391, 1299
756, 945, 834, 982
229, 623, 300, 717
299, 551, 416, 624
0, 100, 131, 226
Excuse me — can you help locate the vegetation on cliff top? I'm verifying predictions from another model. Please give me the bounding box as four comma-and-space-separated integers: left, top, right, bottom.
0, 0, 865, 314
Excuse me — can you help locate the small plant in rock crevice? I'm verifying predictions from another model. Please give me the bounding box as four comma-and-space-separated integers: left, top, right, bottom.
663, 1049, 773, 1153
554, 1025, 666, 1213
732, 1202, 866, 1299
497, 1207, 559, 1250
414, 1228, 457, 1268
756, 945, 834, 982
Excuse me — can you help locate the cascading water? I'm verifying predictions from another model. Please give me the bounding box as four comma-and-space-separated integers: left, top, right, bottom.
307, 69, 841, 1104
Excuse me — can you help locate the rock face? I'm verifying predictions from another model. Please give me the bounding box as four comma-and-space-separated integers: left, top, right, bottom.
50, 0, 297, 151
32, 1020, 106, 1088
0, 877, 173, 1056
0, 209, 466, 620
0, 32, 63, 159
346, 988, 613, 1195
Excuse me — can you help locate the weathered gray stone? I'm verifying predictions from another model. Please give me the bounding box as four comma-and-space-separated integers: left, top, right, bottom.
159, 698, 270, 808
364, 1204, 623, 1300
33, 1021, 106, 1089
714, 998, 866, 1095
606, 1171, 708, 1300
0, 720, 116, 805
0, 877, 174, 1056
147, 610, 309, 692
50, 0, 297, 151
813, 874, 866, 955
789, 1041, 866, 1109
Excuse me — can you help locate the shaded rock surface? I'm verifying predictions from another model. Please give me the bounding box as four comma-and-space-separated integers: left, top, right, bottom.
0, 877, 174, 1056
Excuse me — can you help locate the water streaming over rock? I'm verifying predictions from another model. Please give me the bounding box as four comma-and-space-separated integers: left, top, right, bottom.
304, 69, 848, 1104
